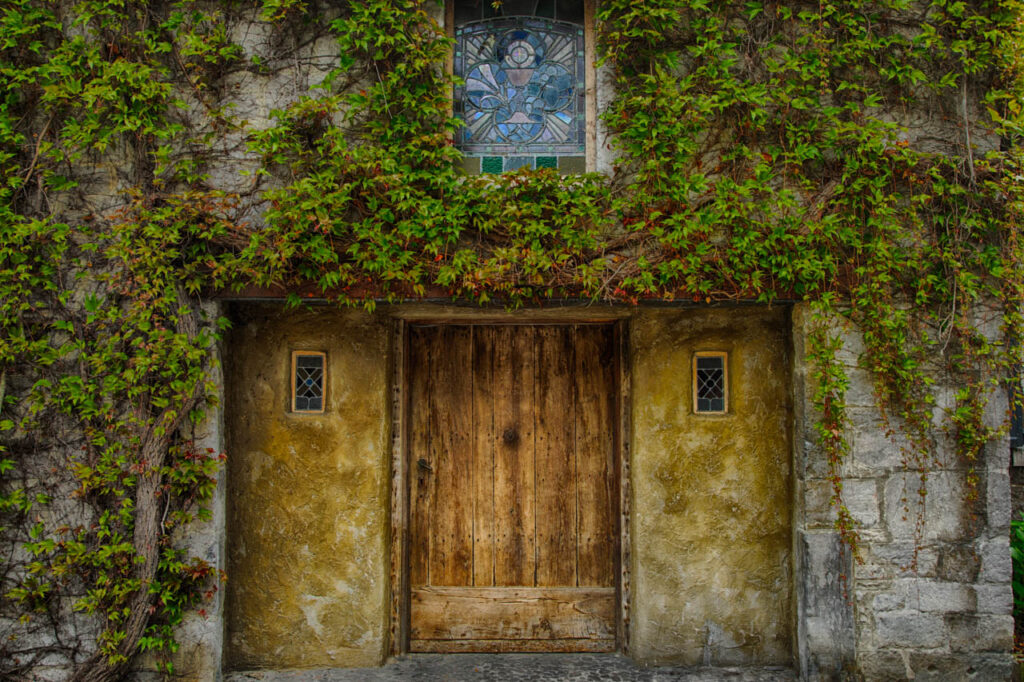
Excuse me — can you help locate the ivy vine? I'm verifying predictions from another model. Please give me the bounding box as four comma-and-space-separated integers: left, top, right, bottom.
0, 0, 1021, 677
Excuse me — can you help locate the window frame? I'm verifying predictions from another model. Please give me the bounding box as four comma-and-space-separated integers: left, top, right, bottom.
291, 350, 327, 414
692, 351, 729, 415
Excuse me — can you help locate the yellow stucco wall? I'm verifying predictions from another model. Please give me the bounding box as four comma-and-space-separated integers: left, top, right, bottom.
629, 307, 793, 665
224, 304, 391, 669
223, 305, 793, 669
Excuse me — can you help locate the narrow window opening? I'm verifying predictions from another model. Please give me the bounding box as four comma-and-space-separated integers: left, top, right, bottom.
693, 352, 728, 414
292, 351, 326, 413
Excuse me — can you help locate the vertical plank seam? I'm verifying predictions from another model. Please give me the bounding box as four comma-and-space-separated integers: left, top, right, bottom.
426, 329, 434, 588
532, 326, 539, 588
490, 330, 496, 588
573, 325, 580, 588
470, 326, 476, 586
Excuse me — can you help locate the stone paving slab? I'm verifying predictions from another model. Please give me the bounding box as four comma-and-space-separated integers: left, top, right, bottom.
225, 654, 797, 681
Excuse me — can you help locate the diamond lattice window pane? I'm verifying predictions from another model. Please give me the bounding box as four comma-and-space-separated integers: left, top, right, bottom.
293, 353, 325, 412
695, 354, 726, 413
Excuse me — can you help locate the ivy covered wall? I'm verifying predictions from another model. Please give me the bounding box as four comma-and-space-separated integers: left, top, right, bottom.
0, 0, 1021, 678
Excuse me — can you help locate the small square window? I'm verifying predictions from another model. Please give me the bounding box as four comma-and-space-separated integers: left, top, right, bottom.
693, 352, 728, 414
292, 351, 326, 413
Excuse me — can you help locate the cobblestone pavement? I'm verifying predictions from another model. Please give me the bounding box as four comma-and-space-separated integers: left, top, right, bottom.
225, 654, 797, 681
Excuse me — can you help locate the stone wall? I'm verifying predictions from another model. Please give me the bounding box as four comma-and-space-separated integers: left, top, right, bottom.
791, 305, 1015, 680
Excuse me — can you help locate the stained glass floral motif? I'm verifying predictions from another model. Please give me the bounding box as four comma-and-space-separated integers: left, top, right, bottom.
455, 17, 585, 156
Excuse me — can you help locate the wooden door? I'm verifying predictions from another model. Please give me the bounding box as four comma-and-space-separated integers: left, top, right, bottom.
406, 324, 619, 653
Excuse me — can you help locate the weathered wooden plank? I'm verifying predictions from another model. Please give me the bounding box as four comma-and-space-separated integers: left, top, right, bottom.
409, 586, 616, 642
408, 325, 435, 587
471, 327, 495, 587
492, 326, 537, 586
534, 326, 577, 587
575, 325, 617, 587
409, 638, 616, 653
430, 326, 474, 586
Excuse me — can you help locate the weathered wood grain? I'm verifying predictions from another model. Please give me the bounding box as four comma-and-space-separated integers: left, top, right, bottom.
407, 324, 619, 651
430, 326, 474, 586
492, 326, 537, 587
408, 325, 434, 587
575, 325, 617, 587
409, 638, 616, 653
410, 586, 616, 643
535, 326, 577, 587
471, 327, 496, 586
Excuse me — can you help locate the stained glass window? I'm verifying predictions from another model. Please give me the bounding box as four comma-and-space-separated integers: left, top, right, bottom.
694, 353, 728, 414
292, 352, 325, 413
454, 1, 586, 172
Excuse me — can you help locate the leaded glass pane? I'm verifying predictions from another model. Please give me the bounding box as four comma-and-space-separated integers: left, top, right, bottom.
695, 355, 726, 413
482, 156, 504, 173
294, 353, 324, 412
455, 17, 585, 157
505, 156, 533, 171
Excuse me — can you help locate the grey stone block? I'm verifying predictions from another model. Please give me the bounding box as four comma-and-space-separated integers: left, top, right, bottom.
860, 651, 1017, 681
803, 479, 836, 529
803, 477, 880, 529
855, 649, 916, 680
986, 470, 1012, 531
947, 613, 1014, 653
843, 367, 879, 408
847, 409, 906, 473
844, 478, 881, 528
797, 531, 855, 679
978, 536, 1012, 584
875, 611, 948, 649
937, 543, 982, 582
871, 591, 905, 612
864, 543, 940, 580
883, 472, 967, 542
902, 579, 975, 613
834, 329, 866, 367
975, 584, 1013, 614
